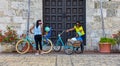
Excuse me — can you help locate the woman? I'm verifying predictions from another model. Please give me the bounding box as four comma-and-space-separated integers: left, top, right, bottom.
30, 20, 43, 55
66, 21, 85, 53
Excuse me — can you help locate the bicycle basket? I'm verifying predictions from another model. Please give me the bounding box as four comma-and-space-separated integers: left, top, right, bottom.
73, 41, 81, 47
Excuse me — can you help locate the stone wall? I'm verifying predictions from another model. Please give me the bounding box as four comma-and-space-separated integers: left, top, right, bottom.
0, 0, 43, 35
0, 0, 120, 51
86, 0, 120, 51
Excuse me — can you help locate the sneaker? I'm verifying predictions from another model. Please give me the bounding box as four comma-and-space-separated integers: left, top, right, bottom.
35, 53, 39, 55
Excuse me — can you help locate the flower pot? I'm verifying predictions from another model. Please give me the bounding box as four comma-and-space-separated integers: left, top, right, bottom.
99, 43, 111, 53
0, 43, 15, 52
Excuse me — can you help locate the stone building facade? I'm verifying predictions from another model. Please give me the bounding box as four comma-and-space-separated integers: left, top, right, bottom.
0, 0, 120, 51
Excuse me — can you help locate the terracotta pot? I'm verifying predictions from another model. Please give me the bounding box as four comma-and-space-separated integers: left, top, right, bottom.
99, 43, 111, 53
0, 44, 15, 52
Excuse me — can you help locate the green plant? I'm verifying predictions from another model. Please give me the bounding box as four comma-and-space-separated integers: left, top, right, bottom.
99, 37, 116, 45
2, 26, 19, 43
0, 29, 2, 36
112, 31, 120, 45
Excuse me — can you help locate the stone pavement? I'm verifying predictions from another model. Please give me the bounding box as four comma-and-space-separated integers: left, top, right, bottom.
0, 52, 120, 66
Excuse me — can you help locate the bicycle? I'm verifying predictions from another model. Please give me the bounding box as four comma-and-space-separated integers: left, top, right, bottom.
16, 29, 53, 54
53, 30, 82, 55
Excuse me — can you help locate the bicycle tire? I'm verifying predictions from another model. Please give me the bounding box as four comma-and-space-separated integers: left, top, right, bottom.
42, 39, 53, 54
16, 39, 30, 54
74, 47, 82, 54
53, 40, 62, 52
64, 41, 73, 55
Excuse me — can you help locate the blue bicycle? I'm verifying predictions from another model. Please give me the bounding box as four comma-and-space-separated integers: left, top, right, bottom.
53, 30, 82, 55
16, 28, 53, 54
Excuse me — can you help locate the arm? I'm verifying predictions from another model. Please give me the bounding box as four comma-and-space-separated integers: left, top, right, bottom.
66, 28, 75, 32
30, 25, 34, 34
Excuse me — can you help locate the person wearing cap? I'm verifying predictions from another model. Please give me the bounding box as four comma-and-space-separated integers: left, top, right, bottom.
30, 20, 43, 55
66, 21, 85, 53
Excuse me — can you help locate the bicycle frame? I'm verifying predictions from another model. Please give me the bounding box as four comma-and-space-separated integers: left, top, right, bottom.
55, 30, 80, 49
56, 31, 69, 49
56, 33, 65, 46
20, 35, 35, 49
18, 27, 52, 49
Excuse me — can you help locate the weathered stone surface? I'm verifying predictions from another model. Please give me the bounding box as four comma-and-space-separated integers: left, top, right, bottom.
0, 0, 8, 9
11, 2, 27, 10
0, 17, 11, 23
107, 9, 116, 17
13, 16, 26, 23
0, 11, 4, 16
116, 9, 120, 17
94, 1, 120, 9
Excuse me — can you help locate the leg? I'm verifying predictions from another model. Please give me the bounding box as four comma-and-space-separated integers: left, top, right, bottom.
80, 42, 84, 53
38, 35, 42, 50
34, 35, 39, 54
76, 36, 84, 53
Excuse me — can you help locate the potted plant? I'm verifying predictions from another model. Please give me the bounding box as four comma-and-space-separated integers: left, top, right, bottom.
112, 31, 120, 51
2, 26, 18, 43
99, 37, 116, 53
113, 31, 120, 45
0, 29, 3, 42
0, 26, 19, 52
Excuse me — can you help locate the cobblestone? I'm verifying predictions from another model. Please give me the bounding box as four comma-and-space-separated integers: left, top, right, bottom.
0, 52, 120, 66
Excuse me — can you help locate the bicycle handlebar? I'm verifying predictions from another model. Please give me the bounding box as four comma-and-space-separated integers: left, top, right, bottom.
59, 30, 65, 36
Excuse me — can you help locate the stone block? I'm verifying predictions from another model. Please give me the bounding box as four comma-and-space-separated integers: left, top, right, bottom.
11, 2, 27, 10
116, 9, 120, 17
86, 9, 96, 16
0, 11, 4, 16
94, 1, 99, 9
0, 17, 11, 23
110, 17, 120, 22
107, 9, 116, 17
0, 0, 8, 9
93, 9, 107, 17
9, 23, 21, 29
4, 10, 16, 16
13, 16, 26, 23
94, 16, 101, 22
86, 1, 94, 9
102, 2, 109, 8
86, 16, 94, 22
107, 2, 120, 9
94, 1, 108, 9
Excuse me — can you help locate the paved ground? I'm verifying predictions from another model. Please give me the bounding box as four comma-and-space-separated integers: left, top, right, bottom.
0, 51, 120, 66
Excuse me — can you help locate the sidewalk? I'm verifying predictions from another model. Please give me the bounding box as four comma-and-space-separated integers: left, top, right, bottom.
0, 51, 120, 66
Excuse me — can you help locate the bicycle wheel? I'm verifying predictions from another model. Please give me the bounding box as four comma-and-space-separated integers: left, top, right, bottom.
74, 47, 82, 54
16, 39, 30, 54
42, 39, 53, 54
53, 40, 62, 52
64, 41, 73, 55
74, 42, 82, 54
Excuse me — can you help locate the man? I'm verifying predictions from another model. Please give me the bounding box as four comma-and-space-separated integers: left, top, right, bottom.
66, 21, 85, 53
